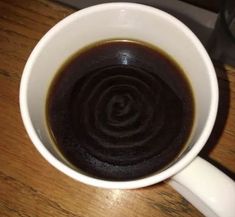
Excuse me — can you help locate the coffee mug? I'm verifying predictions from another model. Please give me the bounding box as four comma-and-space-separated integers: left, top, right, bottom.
19, 3, 235, 217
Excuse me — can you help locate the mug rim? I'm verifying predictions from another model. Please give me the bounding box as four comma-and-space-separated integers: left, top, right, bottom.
19, 2, 218, 189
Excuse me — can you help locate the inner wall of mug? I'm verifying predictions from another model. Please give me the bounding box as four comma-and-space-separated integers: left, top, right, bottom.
23, 4, 215, 179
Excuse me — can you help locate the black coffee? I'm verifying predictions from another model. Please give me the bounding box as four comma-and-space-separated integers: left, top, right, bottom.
46, 40, 194, 180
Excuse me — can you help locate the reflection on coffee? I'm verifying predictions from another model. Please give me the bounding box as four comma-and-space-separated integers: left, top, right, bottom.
46, 40, 194, 180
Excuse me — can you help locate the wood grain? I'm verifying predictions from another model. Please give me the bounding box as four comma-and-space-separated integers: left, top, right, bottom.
0, 1, 234, 217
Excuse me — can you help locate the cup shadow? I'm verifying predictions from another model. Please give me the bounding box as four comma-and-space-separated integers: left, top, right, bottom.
199, 61, 235, 180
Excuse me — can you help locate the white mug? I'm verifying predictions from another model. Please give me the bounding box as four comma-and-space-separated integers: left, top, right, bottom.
19, 3, 235, 217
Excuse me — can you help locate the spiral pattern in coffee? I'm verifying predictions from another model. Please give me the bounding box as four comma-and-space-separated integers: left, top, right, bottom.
47, 40, 194, 180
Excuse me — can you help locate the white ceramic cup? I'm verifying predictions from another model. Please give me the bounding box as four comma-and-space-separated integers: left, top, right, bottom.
19, 3, 235, 217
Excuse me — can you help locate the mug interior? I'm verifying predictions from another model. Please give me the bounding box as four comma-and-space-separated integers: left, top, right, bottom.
20, 3, 218, 188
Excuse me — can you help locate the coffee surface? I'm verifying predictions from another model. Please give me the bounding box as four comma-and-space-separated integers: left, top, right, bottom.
47, 40, 194, 180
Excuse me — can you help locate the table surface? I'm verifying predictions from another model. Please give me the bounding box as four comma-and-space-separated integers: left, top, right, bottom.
0, 0, 234, 217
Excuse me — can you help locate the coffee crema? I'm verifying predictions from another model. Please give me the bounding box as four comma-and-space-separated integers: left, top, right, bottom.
46, 39, 194, 180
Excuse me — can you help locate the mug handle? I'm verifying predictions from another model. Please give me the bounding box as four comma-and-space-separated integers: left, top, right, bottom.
168, 157, 235, 217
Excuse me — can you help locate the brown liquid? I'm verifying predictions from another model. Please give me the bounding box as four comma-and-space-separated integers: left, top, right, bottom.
46, 40, 194, 180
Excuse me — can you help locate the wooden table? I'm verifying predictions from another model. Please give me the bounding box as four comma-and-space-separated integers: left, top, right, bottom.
0, 0, 234, 216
